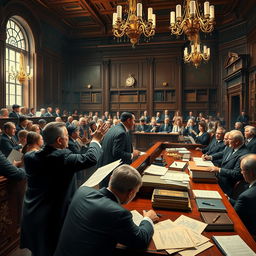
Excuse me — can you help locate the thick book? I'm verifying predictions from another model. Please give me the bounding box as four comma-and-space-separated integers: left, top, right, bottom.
193, 189, 222, 200
196, 198, 226, 212
212, 235, 256, 256
168, 161, 187, 171
153, 189, 189, 200
200, 212, 234, 231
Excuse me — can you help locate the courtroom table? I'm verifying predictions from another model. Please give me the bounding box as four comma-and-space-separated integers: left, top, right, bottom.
114, 142, 256, 256
132, 132, 180, 151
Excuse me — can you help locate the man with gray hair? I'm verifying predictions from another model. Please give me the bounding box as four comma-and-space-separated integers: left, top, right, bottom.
234, 154, 256, 236
20, 122, 108, 256
54, 164, 158, 256
208, 130, 249, 196
244, 125, 256, 153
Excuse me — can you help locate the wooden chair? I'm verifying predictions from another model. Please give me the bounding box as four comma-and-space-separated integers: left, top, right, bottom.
231, 179, 248, 200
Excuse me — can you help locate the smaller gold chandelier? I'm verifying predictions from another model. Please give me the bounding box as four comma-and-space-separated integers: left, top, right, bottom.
113, 0, 156, 47
184, 42, 210, 68
9, 53, 32, 84
170, 0, 215, 43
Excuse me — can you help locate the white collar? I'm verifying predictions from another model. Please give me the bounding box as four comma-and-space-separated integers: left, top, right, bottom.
249, 180, 256, 188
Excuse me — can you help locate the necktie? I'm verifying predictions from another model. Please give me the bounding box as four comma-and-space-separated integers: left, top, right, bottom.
225, 149, 234, 161
11, 137, 18, 145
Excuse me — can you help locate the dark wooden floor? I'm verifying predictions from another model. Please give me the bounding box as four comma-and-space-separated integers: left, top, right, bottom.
9, 248, 31, 256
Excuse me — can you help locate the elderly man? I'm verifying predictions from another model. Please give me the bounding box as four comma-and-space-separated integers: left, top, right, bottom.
20, 122, 108, 256
136, 118, 149, 132
0, 122, 22, 157
234, 154, 256, 236
159, 117, 172, 132
200, 127, 226, 155
208, 130, 249, 196
54, 165, 158, 256
244, 125, 256, 153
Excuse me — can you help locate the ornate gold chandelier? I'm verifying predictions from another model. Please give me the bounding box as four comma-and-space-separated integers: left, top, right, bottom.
170, 0, 215, 43
112, 0, 156, 47
9, 53, 32, 84
184, 42, 210, 67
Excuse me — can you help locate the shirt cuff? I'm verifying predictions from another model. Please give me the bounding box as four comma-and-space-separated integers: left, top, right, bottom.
131, 153, 133, 159
90, 140, 102, 148
142, 217, 154, 228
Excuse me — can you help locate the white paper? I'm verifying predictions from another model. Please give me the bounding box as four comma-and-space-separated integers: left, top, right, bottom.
192, 190, 222, 199
144, 164, 168, 176
213, 235, 256, 256
7, 149, 23, 163
174, 215, 207, 234
178, 241, 214, 256
82, 159, 121, 187
131, 210, 144, 226
193, 157, 214, 167
161, 171, 190, 182
169, 161, 187, 170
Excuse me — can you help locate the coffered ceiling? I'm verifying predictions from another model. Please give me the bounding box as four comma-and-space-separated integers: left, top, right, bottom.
33, 0, 253, 39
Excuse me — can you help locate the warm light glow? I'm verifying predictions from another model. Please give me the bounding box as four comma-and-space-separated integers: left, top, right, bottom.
113, 0, 156, 47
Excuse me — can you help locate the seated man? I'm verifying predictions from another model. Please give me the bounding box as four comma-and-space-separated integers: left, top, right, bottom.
244, 125, 256, 153
159, 117, 172, 133
234, 121, 244, 133
200, 127, 226, 155
203, 132, 229, 166
208, 130, 249, 196
234, 154, 256, 236
147, 119, 159, 133
135, 118, 148, 132
0, 122, 22, 157
54, 165, 158, 256
183, 118, 199, 138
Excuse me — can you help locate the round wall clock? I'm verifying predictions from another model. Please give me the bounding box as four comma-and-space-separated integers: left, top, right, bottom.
125, 75, 135, 87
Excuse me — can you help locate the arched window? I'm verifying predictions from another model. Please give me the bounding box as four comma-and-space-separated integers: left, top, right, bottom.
5, 18, 32, 107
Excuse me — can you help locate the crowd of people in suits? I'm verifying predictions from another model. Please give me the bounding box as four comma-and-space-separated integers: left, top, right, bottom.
0, 104, 255, 255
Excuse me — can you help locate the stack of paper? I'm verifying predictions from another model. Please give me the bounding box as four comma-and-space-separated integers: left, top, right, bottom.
144, 164, 168, 176
130, 210, 144, 226
192, 190, 222, 200
193, 157, 214, 167
169, 161, 188, 171
153, 216, 213, 255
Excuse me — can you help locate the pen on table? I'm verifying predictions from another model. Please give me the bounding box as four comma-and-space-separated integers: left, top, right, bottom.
202, 202, 215, 206
212, 214, 221, 223
175, 162, 177, 166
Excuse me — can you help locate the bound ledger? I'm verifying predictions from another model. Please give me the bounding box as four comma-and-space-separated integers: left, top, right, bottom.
212, 235, 256, 256
200, 212, 234, 231
196, 198, 226, 212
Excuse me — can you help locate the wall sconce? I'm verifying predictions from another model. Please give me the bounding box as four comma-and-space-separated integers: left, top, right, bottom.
87, 84, 92, 89
163, 82, 168, 87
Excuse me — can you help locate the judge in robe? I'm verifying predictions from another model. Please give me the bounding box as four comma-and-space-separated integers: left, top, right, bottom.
20, 122, 107, 256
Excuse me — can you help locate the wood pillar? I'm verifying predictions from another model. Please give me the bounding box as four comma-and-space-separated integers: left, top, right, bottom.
148, 57, 154, 117
102, 59, 110, 114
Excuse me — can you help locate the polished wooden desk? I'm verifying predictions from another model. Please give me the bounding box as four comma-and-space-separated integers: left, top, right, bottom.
115, 142, 256, 256
132, 132, 180, 151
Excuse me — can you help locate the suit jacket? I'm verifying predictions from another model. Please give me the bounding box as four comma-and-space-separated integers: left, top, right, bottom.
44, 112, 53, 117
100, 123, 133, 166
245, 136, 256, 153
156, 116, 162, 123
234, 183, 256, 236
183, 125, 199, 138
159, 124, 172, 133
202, 137, 225, 155
195, 132, 210, 145
0, 150, 26, 180
53, 112, 60, 117
144, 116, 151, 123
20, 142, 102, 256
135, 124, 149, 132
68, 138, 88, 154
9, 111, 20, 118
211, 146, 229, 167
218, 145, 249, 196
236, 115, 249, 125
0, 133, 22, 157
54, 186, 154, 256
146, 125, 160, 133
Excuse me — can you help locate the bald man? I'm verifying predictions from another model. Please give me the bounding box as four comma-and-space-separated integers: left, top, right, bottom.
234, 154, 256, 236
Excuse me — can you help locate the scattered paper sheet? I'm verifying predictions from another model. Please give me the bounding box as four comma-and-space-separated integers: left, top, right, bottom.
161, 172, 190, 182
178, 241, 214, 256
82, 159, 121, 187
144, 164, 168, 176
7, 149, 23, 163
174, 215, 207, 234
131, 210, 144, 226
153, 226, 196, 250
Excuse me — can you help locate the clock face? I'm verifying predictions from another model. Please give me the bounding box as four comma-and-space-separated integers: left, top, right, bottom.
126, 76, 135, 87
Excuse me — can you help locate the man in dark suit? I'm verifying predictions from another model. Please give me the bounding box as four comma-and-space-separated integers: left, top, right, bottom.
209, 130, 249, 196
44, 106, 53, 117
0, 150, 26, 180
142, 110, 150, 123
53, 107, 61, 117
54, 165, 158, 256
201, 127, 226, 155
234, 154, 256, 236
236, 111, 249, 126
0, 122, 22, 157
185, 111, 195, 122
15, 115, 28, 137
155, 111, 162, 123
183, 118, 198, 138
159, 117, 172, 132
20, 122, 108, 256
147, 119, 159, 133
135, 118, 149, 132
244, 125, 256, 153
67, 125, 87, 154
100, 112, 140, 167
9, 104, 20, 118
